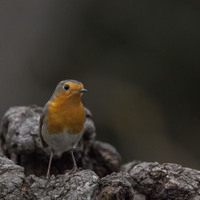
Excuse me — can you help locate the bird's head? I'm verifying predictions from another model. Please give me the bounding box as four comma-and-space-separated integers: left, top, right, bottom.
50, 80, 87, 102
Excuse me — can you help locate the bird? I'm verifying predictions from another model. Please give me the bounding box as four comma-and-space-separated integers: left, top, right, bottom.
39, 80, 87, 178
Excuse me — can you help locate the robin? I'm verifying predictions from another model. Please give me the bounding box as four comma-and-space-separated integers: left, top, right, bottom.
39, 80, 87, 178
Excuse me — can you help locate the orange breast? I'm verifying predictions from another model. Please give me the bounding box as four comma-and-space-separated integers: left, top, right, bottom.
45, 91, 85, 134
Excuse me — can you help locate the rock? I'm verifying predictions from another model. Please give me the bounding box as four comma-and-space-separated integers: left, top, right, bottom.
25, 170, 99, 200
98, 171, 146, 200
0, 156, 26, 200
123, 162, 200, 200
1, 106, 200, 199
0, 105, 43, 155
0, 106, 121, 177
121, 161, 142, 173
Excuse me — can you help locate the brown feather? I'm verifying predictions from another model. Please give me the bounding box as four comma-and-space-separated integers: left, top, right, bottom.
39, 112, 49, 148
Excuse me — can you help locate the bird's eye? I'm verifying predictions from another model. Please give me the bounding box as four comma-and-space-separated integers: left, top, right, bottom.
64, 84, 69, 90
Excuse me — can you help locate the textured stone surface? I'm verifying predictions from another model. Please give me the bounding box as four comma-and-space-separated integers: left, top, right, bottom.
2, 155, 200, 199
0, 156, 26, 200
1, 106, 200, 199
26, 170, 99, 200
0, 105, 43, 156
124, 162, 200, 200
98, 171, 145, 200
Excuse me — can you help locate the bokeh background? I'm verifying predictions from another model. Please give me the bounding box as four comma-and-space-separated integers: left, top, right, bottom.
1, 1, 200, 169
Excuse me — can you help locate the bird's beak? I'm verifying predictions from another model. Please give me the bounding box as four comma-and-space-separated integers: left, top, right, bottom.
78, 88, 88, 93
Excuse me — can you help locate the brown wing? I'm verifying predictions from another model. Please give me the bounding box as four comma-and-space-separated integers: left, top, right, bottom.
39, 112, 49, 148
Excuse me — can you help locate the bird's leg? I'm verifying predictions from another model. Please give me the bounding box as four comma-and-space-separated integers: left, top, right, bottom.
70, 148, 78, 172
46, 150, 54, 179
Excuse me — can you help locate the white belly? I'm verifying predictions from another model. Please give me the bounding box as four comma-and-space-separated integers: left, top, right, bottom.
42, 128, 83, 152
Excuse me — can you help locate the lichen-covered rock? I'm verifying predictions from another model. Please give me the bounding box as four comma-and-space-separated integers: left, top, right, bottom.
0, 105, 43, 156
25, 170, 99, 200
97, 171, 145, 200
0, 156, 26, 200
127, 162, 200, 200
2, 106, 200, 199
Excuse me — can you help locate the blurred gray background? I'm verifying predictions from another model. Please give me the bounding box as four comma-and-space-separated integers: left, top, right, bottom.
1, 1, 200, 169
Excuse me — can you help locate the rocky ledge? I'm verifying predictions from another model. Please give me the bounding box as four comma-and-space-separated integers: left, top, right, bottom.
0, 106, 200, 200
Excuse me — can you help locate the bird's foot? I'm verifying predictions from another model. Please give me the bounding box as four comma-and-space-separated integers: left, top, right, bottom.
44, 176, 51, 188
65, 166, 82, 175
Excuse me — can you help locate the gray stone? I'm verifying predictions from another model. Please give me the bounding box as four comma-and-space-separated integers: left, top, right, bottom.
128, 162, 200, 200
0, 156, 26, 200
1, 106, 200, 199
26, 170, 99, 200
